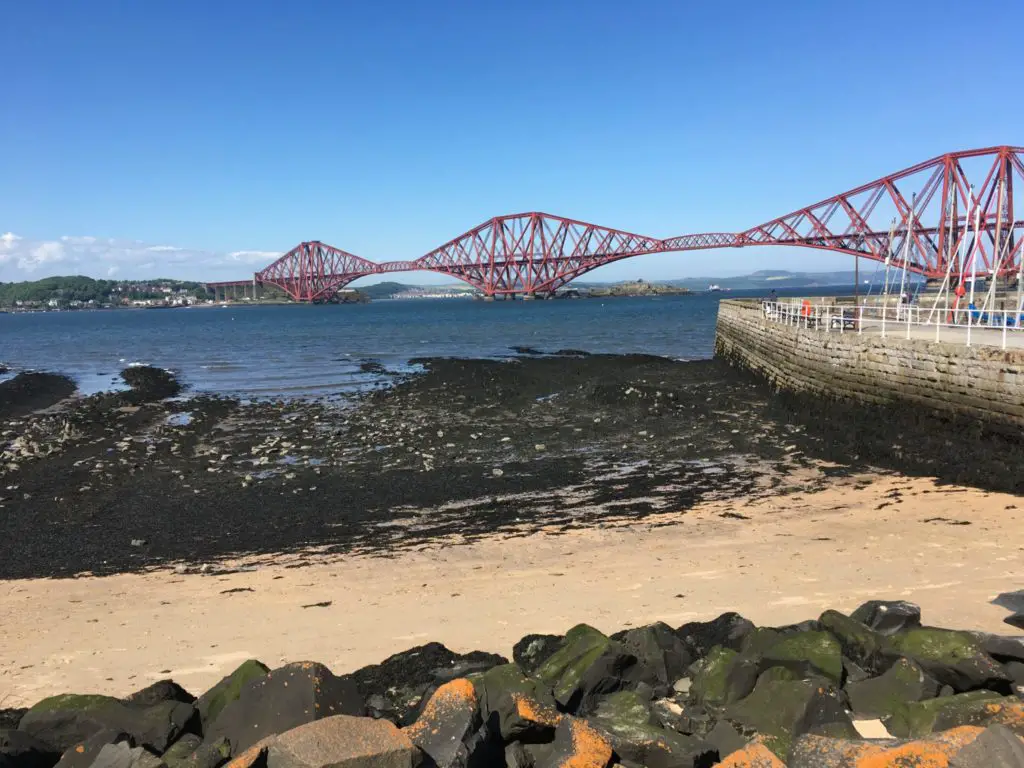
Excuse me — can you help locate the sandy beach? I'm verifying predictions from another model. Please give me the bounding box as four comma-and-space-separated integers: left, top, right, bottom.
3, 472, 1020, 706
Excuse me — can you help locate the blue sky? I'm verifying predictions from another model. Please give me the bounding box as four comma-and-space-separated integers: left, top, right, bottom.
1, 0, 1021, 284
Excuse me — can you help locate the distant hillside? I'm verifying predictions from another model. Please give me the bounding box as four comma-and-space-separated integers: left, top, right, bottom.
665, 270, 860, 291
359, 281, 414, 299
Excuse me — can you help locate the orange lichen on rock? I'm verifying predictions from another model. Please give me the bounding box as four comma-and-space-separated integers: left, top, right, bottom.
983, 699, 1024, 733
716, 740, 787, 767
404, 678, 478, 739
223, 743, 269, 768
792, 725, 986, 768
512, 693, 563, 728
559, 718, 613, 768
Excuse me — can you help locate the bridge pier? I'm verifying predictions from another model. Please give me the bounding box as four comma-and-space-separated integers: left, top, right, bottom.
483, 295, 495, 302
522, 293, 536, 301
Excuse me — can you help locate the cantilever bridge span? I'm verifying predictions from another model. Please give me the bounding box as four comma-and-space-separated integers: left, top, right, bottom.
206, 145, 1024, 302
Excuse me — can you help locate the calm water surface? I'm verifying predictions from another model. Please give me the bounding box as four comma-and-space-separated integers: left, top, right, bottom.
0, 290, 843, 397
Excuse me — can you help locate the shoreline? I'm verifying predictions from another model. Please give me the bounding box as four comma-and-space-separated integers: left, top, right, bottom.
2, 473, 1020, 705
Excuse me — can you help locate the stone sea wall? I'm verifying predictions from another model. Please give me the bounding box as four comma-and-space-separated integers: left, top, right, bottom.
714, 300, 1024, 432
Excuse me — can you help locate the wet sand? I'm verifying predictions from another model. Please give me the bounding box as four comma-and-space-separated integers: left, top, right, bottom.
2, 473, 1020, 706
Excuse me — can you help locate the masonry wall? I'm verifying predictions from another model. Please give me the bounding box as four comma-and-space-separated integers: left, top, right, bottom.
714, 300, 1024, 431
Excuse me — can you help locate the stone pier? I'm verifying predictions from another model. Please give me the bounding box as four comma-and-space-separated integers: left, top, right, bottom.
715, 299, 1024, 431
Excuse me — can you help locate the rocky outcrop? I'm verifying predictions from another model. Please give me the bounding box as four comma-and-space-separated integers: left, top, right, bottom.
9, 598, 1024, 767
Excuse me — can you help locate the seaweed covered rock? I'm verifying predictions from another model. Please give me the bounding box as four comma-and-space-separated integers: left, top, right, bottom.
513, 636, 563, 678
676, 614, 754, 658
121, 682, 194, 711
688, 648, 757, 707
818, 610, 887, 674
349, 643, 506, 725
759, 630, 843, 684
589, 691, 716, 768
473, 664, 560, 743
195, 661, 270, 735
534, 625, 636, 715
724, 678, 857, 760
885, 691, 1023, 739
205, 663, 362, 753
120, 367, 181, 403
845, 657, 941, 719
885, 628, 1011, 692
19, 695, 195, 754
613, 623, 694, 699
0, 729, 61, 768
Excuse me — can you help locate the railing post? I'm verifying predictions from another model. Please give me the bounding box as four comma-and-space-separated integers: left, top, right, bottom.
858, 304, 863, 335
881, 301, 887, 338
1003, 310, 1008, 350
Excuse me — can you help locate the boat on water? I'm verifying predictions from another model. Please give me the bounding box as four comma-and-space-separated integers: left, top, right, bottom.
707, 284, 723, 292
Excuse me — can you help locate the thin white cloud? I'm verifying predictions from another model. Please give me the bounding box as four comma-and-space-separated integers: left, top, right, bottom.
228, 250, 282, 264
0, 233, 287, 282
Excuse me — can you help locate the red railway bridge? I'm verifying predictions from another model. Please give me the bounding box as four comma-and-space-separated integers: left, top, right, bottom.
205, 146, 1024, 302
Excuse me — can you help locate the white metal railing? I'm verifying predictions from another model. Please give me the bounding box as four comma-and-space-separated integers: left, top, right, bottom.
760, 300, 1024, 350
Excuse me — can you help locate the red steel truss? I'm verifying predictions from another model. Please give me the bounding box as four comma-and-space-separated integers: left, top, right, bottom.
255, 241, 380, 302
206, 146, 1024, 300
414, 213, 663, 296
665, 146, 1024, 281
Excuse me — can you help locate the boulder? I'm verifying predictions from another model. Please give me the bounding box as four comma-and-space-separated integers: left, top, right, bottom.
738, 629, 784, 658
845, 657, 941, 719
20, 696, 196, 754
503, 742, 534, 768
703, 721, 747, 763
206, 663, 363, 753
1005, 662, 1024, 685
159, 735, 202, 768
789, 725, 984, 767
170, 739, 231, 768
472, 665, 560, 743
266, 715, 417, 768
688, 648, 757, 707
886, 692, 1024, 739
885, 628, 1011, 692
525, 717, 612, 768
0, 729, 61, 768
512, 636, 563, 677
196, 661, 270, 734
714, 739, 785, 767
850, 600, 922, 636
589, 691, 716, 768
348, 644, 505, 725
724, 679, 857, 761
54, 731, 134, 768
818, 610, 887, 674
0, 712, 26, 732
403, 680, 498, 768
975, 634, 1024, 665
122, 684, 195, 711
760, 630, 843, 684
676, 614, 754, 658
949, 724, 1024, 768
84, 743, 164, 768
612, 623, 694, 698
534, 625, 637, 715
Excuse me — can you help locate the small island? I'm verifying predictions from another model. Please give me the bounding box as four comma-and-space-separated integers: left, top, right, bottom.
585, 279, 692, 298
